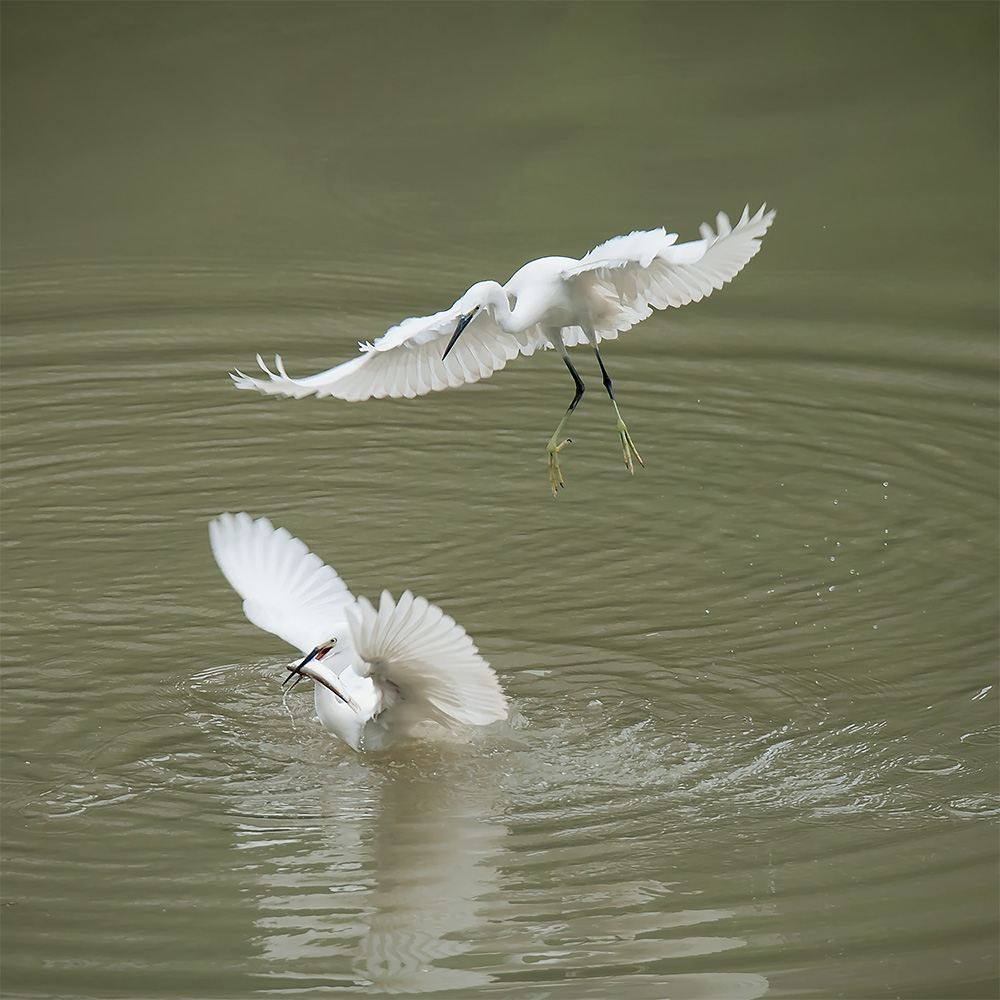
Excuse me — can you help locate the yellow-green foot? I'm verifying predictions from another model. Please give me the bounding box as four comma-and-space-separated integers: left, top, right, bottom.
618, 420, 644, 475
547, 438, 572, 497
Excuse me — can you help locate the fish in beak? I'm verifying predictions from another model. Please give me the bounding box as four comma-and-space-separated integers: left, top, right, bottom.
282, 639, 336, 688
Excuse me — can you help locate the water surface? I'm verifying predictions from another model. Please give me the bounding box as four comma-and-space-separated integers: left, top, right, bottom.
2, 4, 997, 998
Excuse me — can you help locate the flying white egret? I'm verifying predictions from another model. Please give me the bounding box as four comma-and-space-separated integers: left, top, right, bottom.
232, 204, 775, 495
208, 512, 507, 751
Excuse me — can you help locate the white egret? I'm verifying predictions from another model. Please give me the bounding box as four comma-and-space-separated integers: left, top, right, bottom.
232, 204, 775, 495
208, 512, 507, 751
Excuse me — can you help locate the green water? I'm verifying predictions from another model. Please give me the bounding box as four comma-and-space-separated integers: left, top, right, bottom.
2, 4, 997, 998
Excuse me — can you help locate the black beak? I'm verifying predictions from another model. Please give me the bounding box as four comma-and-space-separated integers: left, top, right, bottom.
282, 644, 323, 688
442, 311, 475, 360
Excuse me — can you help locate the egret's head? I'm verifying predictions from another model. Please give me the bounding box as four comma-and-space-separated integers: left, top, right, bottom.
311, 638, 338, 661
282, 636, 337, 689
443, 281, 497, 360
457, 281, 497, 312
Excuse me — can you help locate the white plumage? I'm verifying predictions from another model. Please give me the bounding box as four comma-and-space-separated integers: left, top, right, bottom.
209, 512, 507, 751
231, 204, 775, 493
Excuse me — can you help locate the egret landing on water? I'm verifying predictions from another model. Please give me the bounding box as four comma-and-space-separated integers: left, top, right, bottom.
209, 512, 507, 751
232, 205, 775, 496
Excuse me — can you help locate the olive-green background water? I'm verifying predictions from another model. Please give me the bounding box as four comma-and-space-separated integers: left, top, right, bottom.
2, 3, 997, 998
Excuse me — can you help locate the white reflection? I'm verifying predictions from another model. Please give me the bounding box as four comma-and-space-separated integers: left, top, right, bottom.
357, 760, 502, 991
236, 747, 506, 993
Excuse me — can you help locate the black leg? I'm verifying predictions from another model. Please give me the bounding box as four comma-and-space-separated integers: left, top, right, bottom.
592, 346, 643, 473
563, 354, 586, 413
546, 354, 587, 496
594, 347, 616, 400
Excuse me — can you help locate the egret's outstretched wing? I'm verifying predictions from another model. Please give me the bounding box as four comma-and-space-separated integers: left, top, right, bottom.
230, 293, 543, 403
562, 203, 775, 345
347, 589, 508, 730
209, 512, 355, 655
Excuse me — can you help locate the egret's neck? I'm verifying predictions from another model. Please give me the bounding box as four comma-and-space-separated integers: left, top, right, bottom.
313, 667, 377, 751
483, 284, 522, 336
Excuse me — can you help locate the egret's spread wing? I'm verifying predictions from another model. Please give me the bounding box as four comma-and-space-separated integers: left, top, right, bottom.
209, 512, 356, 655
562, 204, 775, 345
347, 589, 507, 730
230, 294, 543, 403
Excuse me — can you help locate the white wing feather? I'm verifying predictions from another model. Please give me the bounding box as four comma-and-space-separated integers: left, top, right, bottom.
230, 296, 544, 402
208, 512, 356, 655
561, 203, 776, 346
230, 204, 774, 398
347, 589, 508, 729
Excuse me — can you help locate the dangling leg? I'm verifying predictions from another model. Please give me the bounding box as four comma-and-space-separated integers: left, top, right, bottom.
594, 346, 643, 474
546, 351, 585, 496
